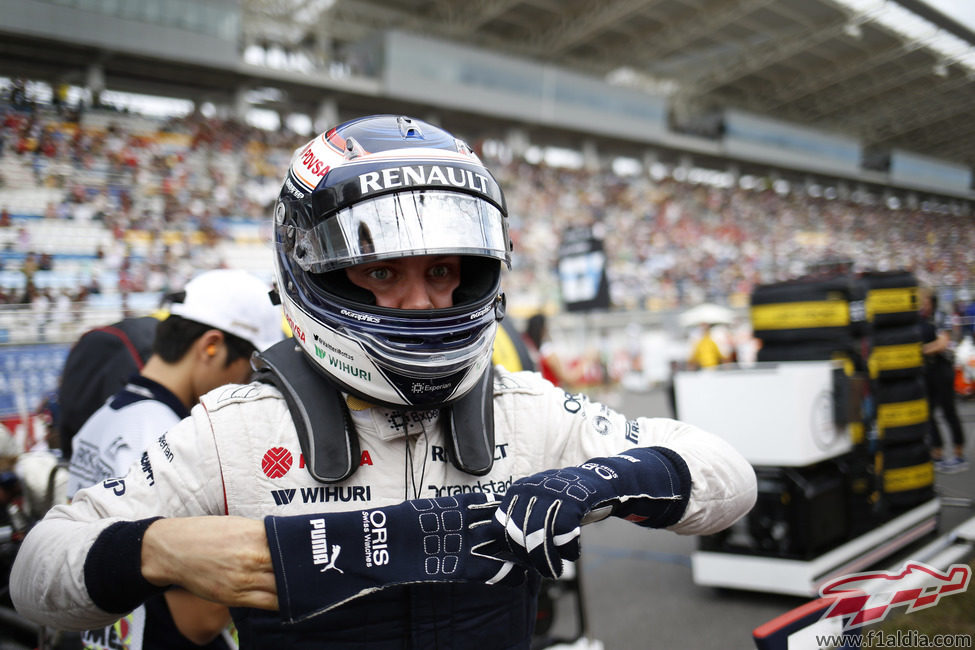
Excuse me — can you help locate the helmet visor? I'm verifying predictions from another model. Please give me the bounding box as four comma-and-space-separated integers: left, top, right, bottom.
289, 190, 509, 273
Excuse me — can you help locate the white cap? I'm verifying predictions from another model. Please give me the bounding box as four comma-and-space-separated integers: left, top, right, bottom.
168, 269, 283, 352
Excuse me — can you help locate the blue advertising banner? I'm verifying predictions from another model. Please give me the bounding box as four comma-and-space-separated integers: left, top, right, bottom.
0, 344, 70, 417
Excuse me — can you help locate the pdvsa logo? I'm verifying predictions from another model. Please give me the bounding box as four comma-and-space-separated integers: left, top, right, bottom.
261, 447, 374, 478
262, 447, 293, 478
285, 313, 305, 342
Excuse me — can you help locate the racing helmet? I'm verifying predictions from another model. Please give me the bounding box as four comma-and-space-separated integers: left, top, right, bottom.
273, 115, 511, 409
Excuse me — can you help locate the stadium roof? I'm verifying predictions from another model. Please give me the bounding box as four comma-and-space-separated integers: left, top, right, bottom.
242, 0, 975, 169
1, 0, 972, 175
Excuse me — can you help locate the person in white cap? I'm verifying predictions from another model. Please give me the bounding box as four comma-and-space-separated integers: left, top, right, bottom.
64, 268, 282, 650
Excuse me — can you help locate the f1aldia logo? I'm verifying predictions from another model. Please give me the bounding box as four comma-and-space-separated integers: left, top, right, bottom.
262, 447, 293, 478
819, 560, 971, 629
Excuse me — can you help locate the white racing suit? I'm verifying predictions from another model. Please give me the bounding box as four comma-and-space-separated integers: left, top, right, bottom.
11, 367, 756, 648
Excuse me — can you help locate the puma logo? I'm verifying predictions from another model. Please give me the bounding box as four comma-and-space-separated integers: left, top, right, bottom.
319, 544, 343, 573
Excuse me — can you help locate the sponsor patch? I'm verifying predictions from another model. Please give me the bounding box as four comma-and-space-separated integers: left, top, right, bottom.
271, 485, 372, 506
309, 518, 343, 573
262, 447, 294, 478
427, 476, 512, 498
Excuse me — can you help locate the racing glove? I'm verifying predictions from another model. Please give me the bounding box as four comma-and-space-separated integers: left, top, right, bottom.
493, 446, 691, 579
264, 492, 522, 622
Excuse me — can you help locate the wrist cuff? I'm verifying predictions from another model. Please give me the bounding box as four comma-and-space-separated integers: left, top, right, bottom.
84, 517, 167, 614
614, 446, 692, 528
651, 446, 692, 525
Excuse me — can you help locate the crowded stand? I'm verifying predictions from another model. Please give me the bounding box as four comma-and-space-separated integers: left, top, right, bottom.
0, 80, 973, 346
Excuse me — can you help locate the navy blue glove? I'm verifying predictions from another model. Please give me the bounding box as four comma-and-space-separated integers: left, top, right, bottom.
493, 446, 691, 578
265, 492, 522, 622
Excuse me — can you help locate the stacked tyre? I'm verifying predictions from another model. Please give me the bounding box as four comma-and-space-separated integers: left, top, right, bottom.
861, 271, 934, 513
751, 275, 868, 351
868, 324, 924, 381
881, 440, 935, 510
752, 274, 869, 445
742, 274, 871, 554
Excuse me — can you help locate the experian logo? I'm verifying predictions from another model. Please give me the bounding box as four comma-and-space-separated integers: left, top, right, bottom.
411, 381, 452, 393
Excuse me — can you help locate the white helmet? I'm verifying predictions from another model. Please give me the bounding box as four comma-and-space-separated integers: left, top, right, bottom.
272, 115, 511, 409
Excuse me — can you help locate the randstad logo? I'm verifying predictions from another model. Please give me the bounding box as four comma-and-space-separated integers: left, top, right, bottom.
819, 560, 971, 629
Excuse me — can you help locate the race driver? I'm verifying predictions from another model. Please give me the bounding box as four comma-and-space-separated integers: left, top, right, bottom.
10, 115, 756, 648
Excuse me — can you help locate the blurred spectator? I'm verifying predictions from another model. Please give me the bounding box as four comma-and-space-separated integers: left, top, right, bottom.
920, 289, 968, 472
687, 323, 729, 370
963, 299, 975, 341
20, 252, 38, 283
10, 78, 27, 109
523, 313, 575, 388
30, 285, 52, 341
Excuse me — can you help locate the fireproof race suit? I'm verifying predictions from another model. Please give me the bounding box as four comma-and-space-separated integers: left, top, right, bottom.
65, 374, 233, 650
11, 367, 756, 648
67, 375, 189, 499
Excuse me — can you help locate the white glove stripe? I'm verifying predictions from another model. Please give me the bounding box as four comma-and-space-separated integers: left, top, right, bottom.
542, 500, 561, 578
524, 528, 547, 552
518, 496, 536, 551
495, 507, 527, 547
485, 561, 516, 585
553, 527, 581, 547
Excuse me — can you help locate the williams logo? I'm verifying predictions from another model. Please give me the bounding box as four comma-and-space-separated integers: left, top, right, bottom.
313, 336, 353, 361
